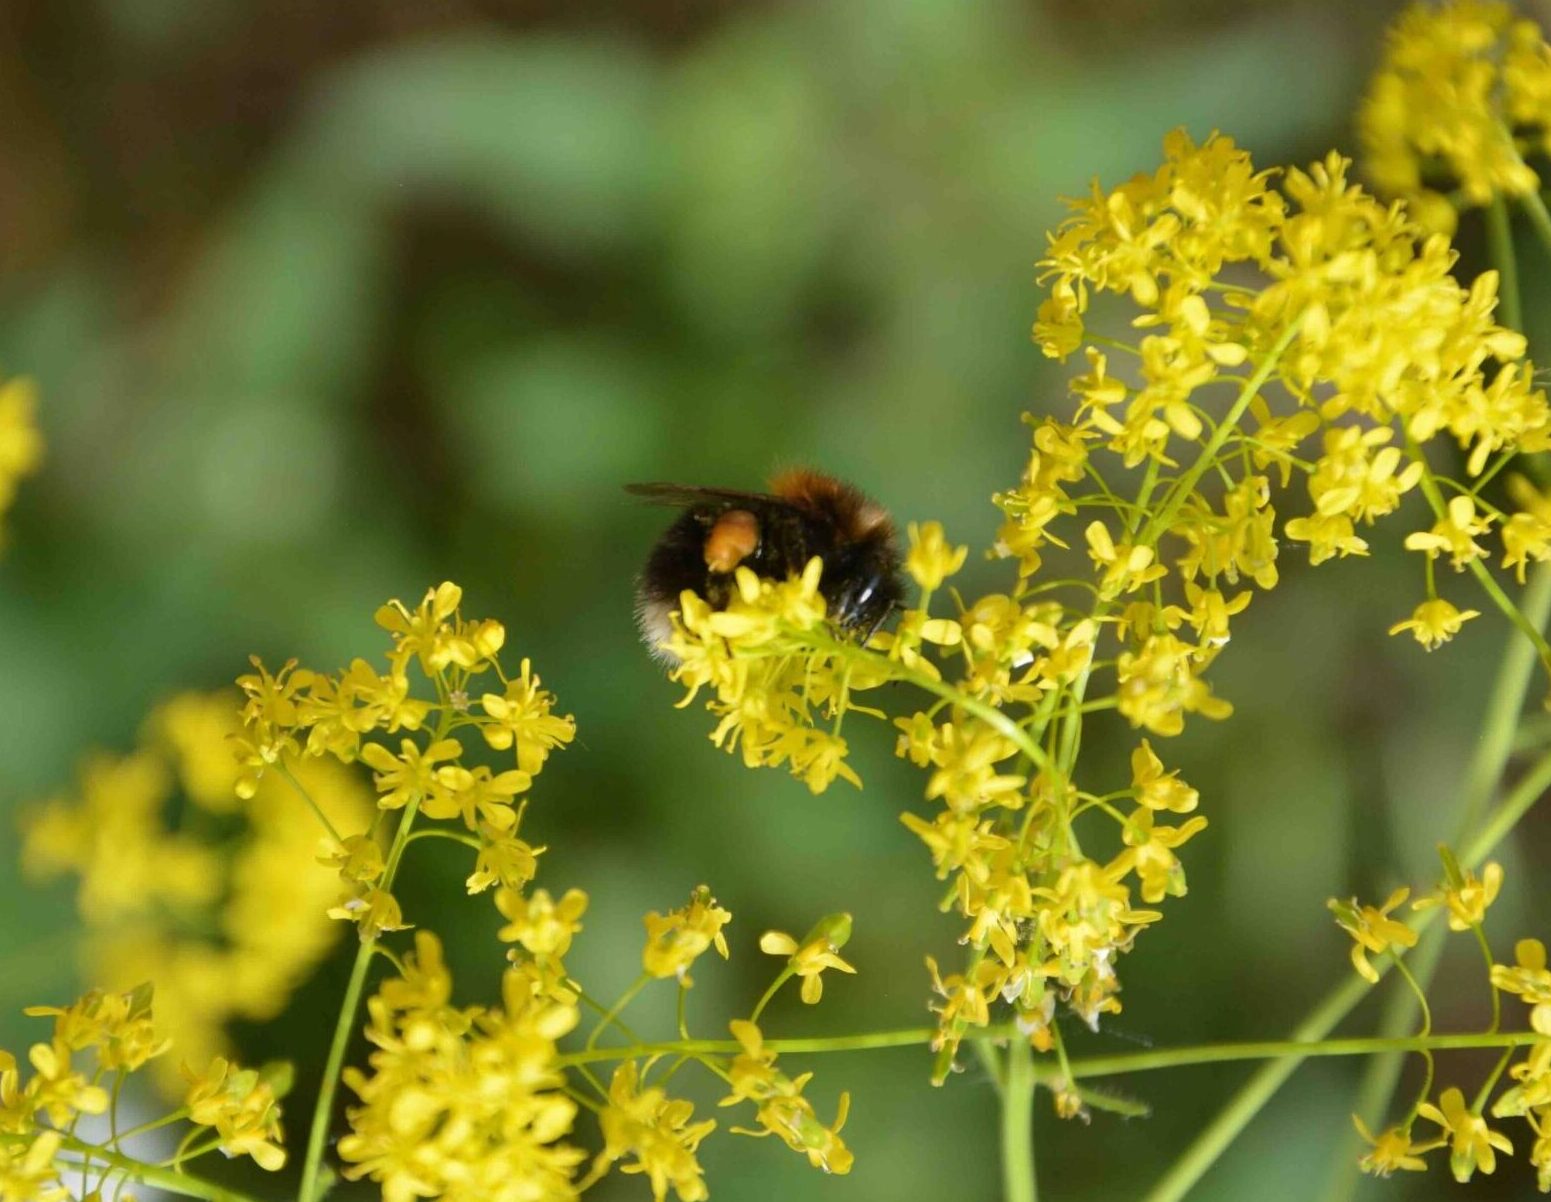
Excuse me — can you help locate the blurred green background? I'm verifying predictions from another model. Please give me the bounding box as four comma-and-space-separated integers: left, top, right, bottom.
3, 0, 1549, 1197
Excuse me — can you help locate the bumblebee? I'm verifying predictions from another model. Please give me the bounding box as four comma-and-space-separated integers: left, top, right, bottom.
629, 469, 903, 657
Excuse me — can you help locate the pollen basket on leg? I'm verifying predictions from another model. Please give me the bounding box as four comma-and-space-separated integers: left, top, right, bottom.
704, 509, 760, 573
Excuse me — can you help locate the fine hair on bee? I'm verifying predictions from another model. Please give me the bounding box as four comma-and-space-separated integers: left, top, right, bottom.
628, 469, 904, 661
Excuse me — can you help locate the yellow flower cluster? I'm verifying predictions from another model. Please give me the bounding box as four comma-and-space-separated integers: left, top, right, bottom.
339, 931, 586, 1202
1332, 857, 1551, 1187
663, 560, 887, 792
235, 581, 575, 936
0, 373, 42, 548
0, 984, 285, 1202
21, 692, 370, 1090
657, 124, 1551, 1109
224, 585, 862, 1197
1361, 0, 1551, 227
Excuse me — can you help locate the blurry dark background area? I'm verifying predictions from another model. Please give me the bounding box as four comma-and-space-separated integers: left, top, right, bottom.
3, 0, 1550, 1198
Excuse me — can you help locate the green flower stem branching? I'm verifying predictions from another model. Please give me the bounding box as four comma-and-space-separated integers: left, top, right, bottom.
802, 631, 1050, 772
1408, 439, 1551, 669
52, 1138, 261, 1202
1003, 1038, 1038, 1202
1138, 316, 1304, 549
1149, 744, 1551, 1202
298, 780, 431, 1202
1487, 196, 1522, 332
404, 827, 482, 851
586, 973, 651, 1052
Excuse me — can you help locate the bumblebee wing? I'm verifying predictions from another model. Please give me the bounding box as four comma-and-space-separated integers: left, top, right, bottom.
624, 482, 786, 510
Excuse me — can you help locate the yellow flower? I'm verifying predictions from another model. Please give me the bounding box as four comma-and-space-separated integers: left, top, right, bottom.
359, 737, 462, 811
1388, 598, 1481, 650
184, 1058, 287, 1172
426, 764, 531, 831
642, 885, 732, 984
595, 1061, 715, 1202
760, 914, 857, 1005
1361, 0, 1548, 208
23, 985, 168, 1073
1503, 473, 1551, 582
1412, 859, 1501, 930
1329, 888, 1419, 983
1112, 808, 1209, 904
904, 521, 968, 590
1491, 938, 1551, 1034
1130, 740, 1199, 813
1351, 1115, 1435, 1176
466, 828, 543, 895
479, 658, 577, 774
719, 1021, 854, 1175
1116, 633, 1232, 737
340, 932, 583, 1202
23, 1040, 109, 1126
327, 884, 409, 939
497, 887, 588, 960
1084, 520, 1167, 599
0, 1130, 66, 1202
1405, 495, 1494, 570
374, 581, 465, 675
0, 375, 44, 544
1417, 1085, 1513, 1182
922, 720, 1027, 814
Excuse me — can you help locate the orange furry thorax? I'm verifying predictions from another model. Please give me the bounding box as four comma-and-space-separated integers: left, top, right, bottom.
768, 468, 894, 542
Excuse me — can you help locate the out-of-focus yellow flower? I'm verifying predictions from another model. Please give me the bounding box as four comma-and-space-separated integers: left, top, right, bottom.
183, 1058, 287, 1172
1413, 859, 1502, 929
1389, 598, 1482, 650
497, 887, 588, 960
0, 375, 43, 548
21, 693, 371, 1094
1492, 938, 1551, 1034
1352, 1115, 1437, 1177
1361, 0, 1551, 215
1406, 496, 1494, 570
0, 1130, 66, 1202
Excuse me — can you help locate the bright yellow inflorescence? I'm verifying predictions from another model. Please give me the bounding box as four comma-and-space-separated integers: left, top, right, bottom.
663, 124, 1551, 1106
1361, 0, 1551, 229
0, 373, 43, 548
0, 983, 286, 1202
223, 583, 857, 1200
1330, 853, 1551, 1188
21, 692, 372, 1091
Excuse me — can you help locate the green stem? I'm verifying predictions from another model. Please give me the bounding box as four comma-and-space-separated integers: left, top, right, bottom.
1487, 196, 1522, 333
548, 1025, 1542, 1073
55, 1142, 261, 1202
1139, 316, 1303, 548
1145, 747, 1551, 1202
297, 793, 424, 1202
805, 632, 1049, 771
586, 974, 650, 1052
1517, 188, 1551, 262
1003, 1038, 1037, 1202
